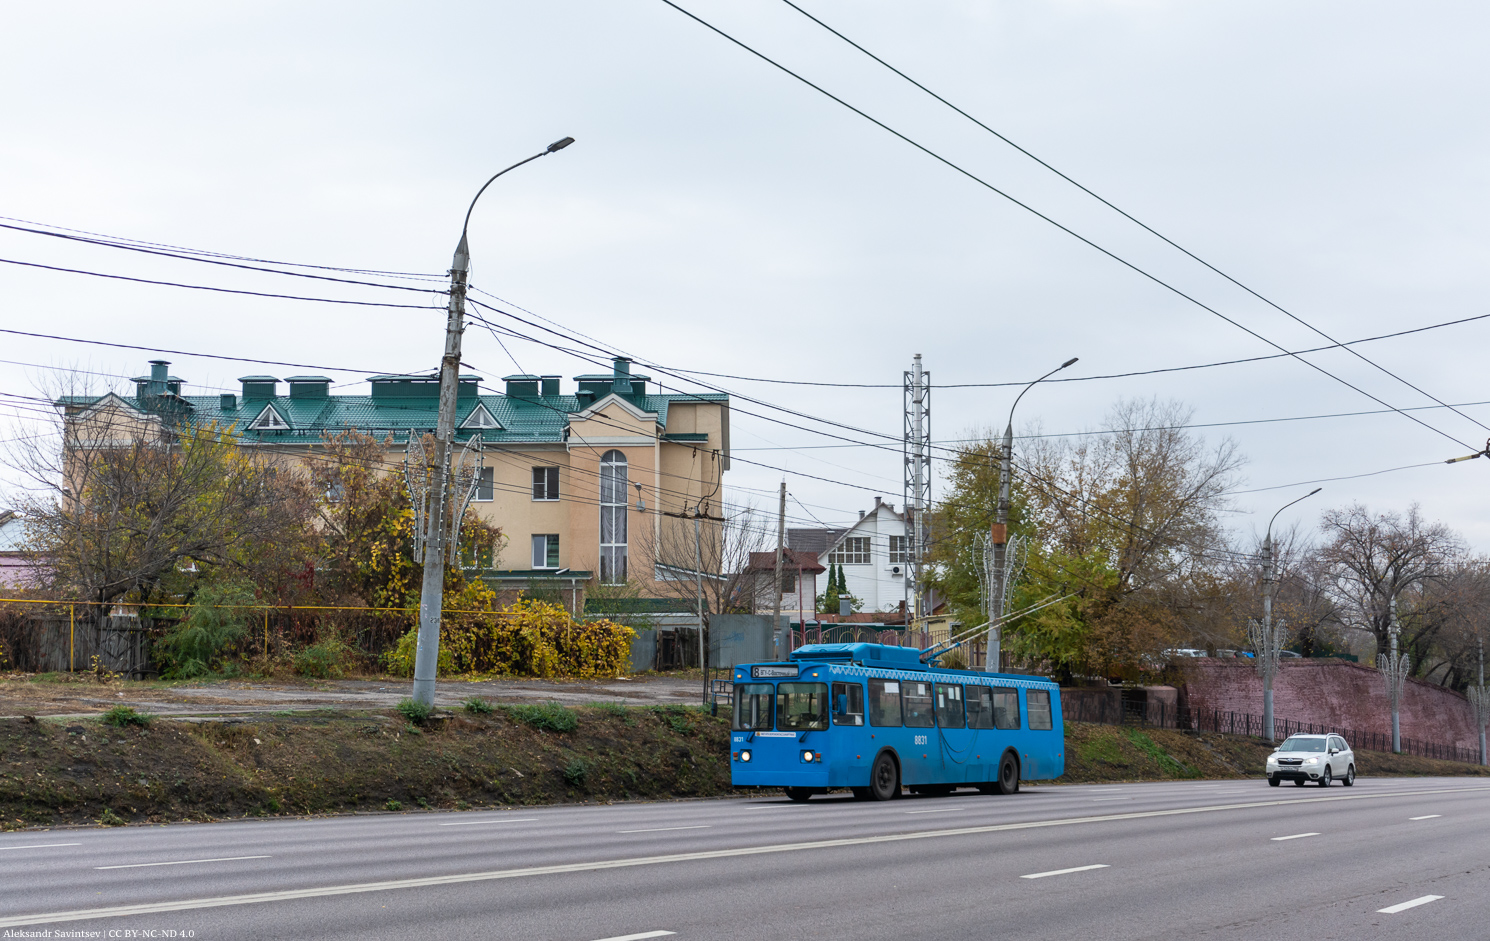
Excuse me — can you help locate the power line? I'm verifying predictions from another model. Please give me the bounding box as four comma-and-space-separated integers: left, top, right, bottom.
657, 0, 1474, 451
663, 310, 1490, 389
0, 214, 445, 281
0, 221, 444, 294
776, 0, 1490, 437
0, 256, 442, 310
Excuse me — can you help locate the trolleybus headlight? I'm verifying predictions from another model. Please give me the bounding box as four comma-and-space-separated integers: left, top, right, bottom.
740, 750, 751, 762
802, 750, 815, 763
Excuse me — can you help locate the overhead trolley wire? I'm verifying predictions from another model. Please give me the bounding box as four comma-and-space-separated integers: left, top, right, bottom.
775, 0, 1490, 436
656, 0, 1474, 451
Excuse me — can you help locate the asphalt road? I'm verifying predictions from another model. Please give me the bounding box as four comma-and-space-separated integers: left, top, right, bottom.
3, 777, 1487, 940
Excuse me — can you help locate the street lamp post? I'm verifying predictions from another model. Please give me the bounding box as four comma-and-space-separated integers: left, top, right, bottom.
1471, 637, 1490, 767
985, 356, 1077, 672
1380, 596, 1410, 754
1248, 487, 1320, 740
410, 136, 575, 709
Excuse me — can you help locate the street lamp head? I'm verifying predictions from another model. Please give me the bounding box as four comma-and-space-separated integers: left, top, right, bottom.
547, 137, 576, 153
1060, 357, 1079, 369
1306, 487, 1322, 497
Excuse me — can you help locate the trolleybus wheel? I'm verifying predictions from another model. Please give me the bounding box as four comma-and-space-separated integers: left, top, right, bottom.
869, 752, 900, 801
784, 787, 812, 802
992, 751, 1020, 795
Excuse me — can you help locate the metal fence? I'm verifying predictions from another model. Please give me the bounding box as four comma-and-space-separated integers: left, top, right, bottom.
1063, 694, 1481, 765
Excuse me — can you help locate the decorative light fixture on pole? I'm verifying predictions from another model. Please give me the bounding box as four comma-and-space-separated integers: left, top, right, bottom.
1470, 636, 1490, 767
409, 136, 575, 710
985, 356, 1076, 672
1379, 596, 1410, 754
1247, 487, 1321, 741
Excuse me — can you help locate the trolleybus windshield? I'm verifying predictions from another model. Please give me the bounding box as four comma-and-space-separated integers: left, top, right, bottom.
776, 682, 829, 731
734, 683, 774, 731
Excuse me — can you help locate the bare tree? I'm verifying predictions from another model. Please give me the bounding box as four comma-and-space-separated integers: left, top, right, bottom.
1316, 502, 1463, 665
5, 376, 307, 607
1023, 398, 1245, 595
636, 500, 769, 658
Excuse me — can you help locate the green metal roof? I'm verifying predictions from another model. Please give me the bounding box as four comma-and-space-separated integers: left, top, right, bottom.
60, 388, 727, 446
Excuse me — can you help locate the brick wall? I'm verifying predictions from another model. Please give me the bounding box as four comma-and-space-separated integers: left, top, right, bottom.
1178, 658, 1479, 750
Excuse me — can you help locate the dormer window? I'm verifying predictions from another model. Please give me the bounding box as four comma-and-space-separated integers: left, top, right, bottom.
249, 404, 290, 431
460, 403, 501, 430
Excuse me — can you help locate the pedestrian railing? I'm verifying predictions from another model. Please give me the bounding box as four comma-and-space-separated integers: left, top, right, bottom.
1061, 695, 1481, 764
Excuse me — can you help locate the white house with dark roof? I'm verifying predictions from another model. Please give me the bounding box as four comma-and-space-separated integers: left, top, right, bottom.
788, 497, 910, 614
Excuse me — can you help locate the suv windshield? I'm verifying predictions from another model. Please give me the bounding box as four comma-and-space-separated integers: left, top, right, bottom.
1278, 736, 1327, 752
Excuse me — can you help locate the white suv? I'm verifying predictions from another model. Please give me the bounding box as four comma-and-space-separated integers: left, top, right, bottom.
1267, 734, 1355, 787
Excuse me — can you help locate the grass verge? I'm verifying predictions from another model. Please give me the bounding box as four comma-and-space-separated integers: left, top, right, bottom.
0, 703, 726, 830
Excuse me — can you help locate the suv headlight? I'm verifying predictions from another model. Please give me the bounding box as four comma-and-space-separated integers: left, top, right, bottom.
1302, 757, 1320, 765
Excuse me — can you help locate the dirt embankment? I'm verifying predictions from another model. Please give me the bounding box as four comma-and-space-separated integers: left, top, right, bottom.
0, 704, 731, 830
1062, 721, 1490, 783
2, 715, 1484, 831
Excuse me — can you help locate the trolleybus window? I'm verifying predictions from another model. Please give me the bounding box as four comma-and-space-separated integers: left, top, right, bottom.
733, 683, 774, 731
992, 687, 1020, 730
966, 686, 994, 729
776, 683, 829, 731
831, 682, 864, 726
934, 684, 965, 729
868, 678, 902, 727
1026, 689, 1054, 730
903, 681, 934, 728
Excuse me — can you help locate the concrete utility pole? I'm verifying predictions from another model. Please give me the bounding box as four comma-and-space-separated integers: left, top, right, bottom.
1471, 636, 1490, 767
410, 137, 574, 709
1250, 488, 1321, 740
772, 480, 786, 657
986, 356, 1076, 672
1380, 596, 1410, 754
695, 509, 706, 705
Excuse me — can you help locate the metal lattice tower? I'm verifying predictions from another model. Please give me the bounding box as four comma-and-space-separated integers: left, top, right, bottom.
903, 354, 931, 620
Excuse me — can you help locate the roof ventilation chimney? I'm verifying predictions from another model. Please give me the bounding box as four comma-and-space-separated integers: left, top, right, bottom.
148, 360, 169, 397
612, 357, 632, 395
541, 375, 560, 397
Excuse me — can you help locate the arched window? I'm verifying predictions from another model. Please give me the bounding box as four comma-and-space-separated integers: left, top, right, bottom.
599, 449, 628, 583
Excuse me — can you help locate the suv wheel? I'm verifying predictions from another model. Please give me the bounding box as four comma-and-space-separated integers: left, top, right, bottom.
1268, 775, 1281, 787
1318, 767, 1332, 787
1342, 765, 1355, 787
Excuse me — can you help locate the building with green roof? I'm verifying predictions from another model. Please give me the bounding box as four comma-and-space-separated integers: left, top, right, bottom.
58, 357, 730, 608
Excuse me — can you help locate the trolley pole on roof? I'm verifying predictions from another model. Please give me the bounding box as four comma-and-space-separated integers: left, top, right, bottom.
410, 136, 575, 709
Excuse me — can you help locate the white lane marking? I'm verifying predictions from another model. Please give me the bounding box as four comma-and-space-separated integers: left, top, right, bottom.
1270, 833, 1320, 841
1378, 895, 1443, 914
95, 856, 272, 870
905, 808, 958, 814
1091, 798, 1131, 802
588, 933, 675, 941
1021, 864, 1109, 879
8, 784, 1489, 929
0, 843, 81, 851
1409, 815, 1442, 820
616, 826, 711, 834
438, 818, 539, 827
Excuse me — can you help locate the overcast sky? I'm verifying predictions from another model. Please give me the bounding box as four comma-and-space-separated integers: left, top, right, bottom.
3, 1, 1489, 550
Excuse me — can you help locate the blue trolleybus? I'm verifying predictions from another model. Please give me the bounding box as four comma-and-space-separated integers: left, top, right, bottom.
730, 642, 1064, 801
